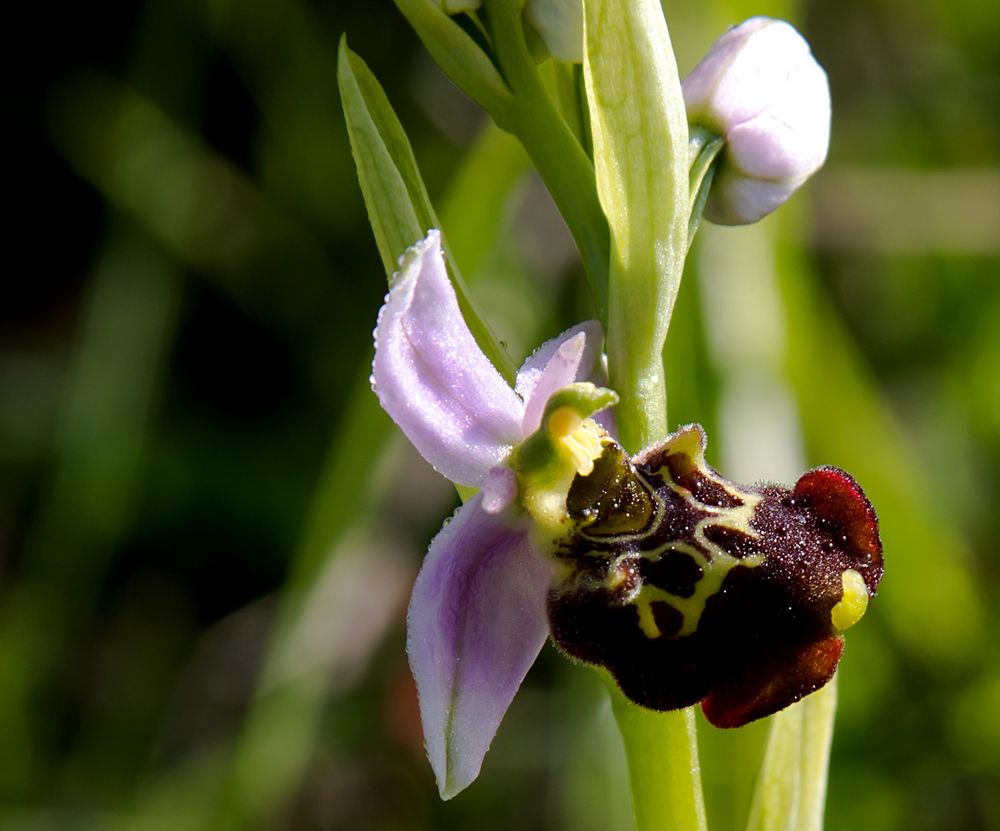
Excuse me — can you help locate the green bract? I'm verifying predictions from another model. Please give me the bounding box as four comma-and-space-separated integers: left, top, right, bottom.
337, 39, 514, 380
582, 0, 689, 453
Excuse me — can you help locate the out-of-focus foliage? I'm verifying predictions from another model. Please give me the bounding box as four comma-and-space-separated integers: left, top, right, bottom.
4, 1, 998, 830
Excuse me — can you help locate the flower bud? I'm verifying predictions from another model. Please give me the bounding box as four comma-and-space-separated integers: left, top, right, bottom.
525, 0, 584, 63
683, 17, 831, 225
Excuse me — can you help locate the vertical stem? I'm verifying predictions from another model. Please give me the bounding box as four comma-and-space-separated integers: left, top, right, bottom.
608, 682, 708, 831
745, 706, 803, 831
578, 0, 709, 826
485, 0, 610, 320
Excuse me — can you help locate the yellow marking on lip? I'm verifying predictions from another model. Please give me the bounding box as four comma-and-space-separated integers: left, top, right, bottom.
606, 559, 630, 589
636, 601, 661, 639
831, 568, 869, 631
629, 498, 765, 641
591, 444, 770, 640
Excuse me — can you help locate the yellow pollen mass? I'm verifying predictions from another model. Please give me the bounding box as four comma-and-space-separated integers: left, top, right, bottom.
548, 406, 581, 438
831, 569, 869, 632
518, 408, 609, 533
549, 409, 604, 477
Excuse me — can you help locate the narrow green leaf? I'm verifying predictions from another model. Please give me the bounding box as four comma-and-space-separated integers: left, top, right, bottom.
745, 704, 804, 831
744, 683, 837, 831
583, 0, 689, 452
337, 40, 427, 278
687, 129, 726, 250
337, 39, 516, 379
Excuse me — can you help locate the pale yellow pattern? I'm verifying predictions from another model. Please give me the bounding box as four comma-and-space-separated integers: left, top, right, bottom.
830, 568, 869, 631
629, 463, 764, 639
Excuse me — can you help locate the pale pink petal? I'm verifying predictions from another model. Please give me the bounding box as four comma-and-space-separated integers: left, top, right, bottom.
516, 320, 605, 435
704, 167, 802, 225
407, 494, 553, 799
372, 231, 525, 487
481, 466, 518, 514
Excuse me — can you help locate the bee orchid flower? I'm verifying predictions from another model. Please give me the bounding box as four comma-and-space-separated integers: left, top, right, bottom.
372, 230, 883, 800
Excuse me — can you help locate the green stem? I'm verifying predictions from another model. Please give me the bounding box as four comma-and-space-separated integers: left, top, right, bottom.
608, 681, 708, 831
484, 0, 610, 320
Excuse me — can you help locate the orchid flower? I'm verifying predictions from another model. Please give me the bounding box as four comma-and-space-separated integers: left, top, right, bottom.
372, 230, 884, 799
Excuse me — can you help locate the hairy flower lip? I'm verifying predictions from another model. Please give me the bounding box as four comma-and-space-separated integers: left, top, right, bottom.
548, 424, 883, 729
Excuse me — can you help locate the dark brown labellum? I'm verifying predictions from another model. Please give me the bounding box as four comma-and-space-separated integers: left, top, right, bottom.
547, 424, 884, 727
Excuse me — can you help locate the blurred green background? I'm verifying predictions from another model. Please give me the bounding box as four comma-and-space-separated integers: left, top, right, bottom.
5, 0, 999, 829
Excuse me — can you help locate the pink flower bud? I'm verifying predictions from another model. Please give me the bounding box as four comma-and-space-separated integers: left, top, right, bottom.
683, 17, 831, 225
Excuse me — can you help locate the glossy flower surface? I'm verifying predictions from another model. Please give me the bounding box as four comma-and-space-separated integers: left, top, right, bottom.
683, 17, 831, 225
372, 230, 883, 798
